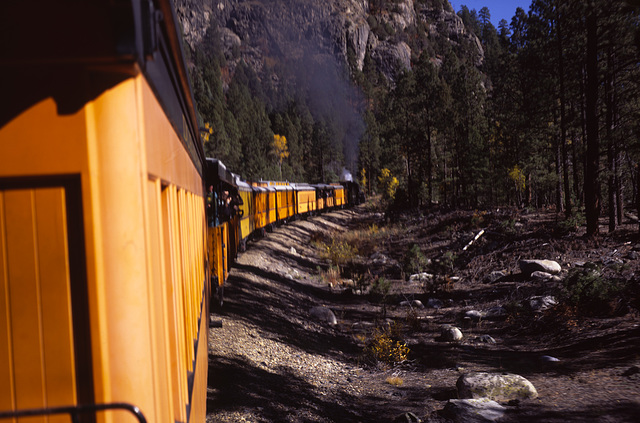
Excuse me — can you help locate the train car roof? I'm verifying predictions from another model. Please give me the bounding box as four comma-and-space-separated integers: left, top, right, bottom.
206, 158, 235, 187
313, 184, 336, 190
291, 183, 316, 191
235, 181, 252, 191
1, 0, 205, 175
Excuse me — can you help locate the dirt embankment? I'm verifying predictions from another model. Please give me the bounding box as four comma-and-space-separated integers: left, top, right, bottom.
206, 206, 640, 423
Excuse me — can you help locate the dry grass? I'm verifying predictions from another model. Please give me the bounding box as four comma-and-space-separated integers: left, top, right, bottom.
385, 376, 404, 386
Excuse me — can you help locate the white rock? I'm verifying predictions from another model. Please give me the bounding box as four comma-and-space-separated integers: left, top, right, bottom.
457, 372, 538, 401
441, 325, 463, 341
519, 259, 562, 276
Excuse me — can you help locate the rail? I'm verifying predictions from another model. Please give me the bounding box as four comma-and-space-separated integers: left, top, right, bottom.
0, 402, 147, 423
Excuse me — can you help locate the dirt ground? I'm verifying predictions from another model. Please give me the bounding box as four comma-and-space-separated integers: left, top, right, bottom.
206, 204, 640, 422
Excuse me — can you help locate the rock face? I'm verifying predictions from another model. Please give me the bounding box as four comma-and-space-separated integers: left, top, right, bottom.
174, 0, 483, 84
457, 372, 538, 402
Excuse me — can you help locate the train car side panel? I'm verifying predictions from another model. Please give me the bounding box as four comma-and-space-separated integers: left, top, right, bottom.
335, 186, 345, 207
267, 189, 276, 225
0, 188, 78, 422
238, 188, 253, 242
85, 79, 160, 422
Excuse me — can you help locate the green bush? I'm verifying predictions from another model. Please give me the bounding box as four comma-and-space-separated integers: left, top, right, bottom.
560, 267, 625, 315
403, 244, 430, 276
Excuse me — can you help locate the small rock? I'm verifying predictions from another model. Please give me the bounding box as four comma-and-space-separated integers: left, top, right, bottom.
485, 306, 507, 321
477, 335, 496, 344
539, 355, 560, 363
409, 272, 434, 282
602, 257, 624, 266
530, 270, 553, 280
484, 271, 506, 283
370, 252, 391, 265
626, 251, 639, 260
392, 412, 421, 423
519, 259, 562, 276
465, 310, 484, 321
441, 325, 463, 341
289, 246, 298, 256
442, 398, 506, 422
400, 300, 425, 309
622, 365, 640, 377
457, 372, 538, 401
309, 306, 337, 325
528, 296, 558, 312
426, 298, 443, 309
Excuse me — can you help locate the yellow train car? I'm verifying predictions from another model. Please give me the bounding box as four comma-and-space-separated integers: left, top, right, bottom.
332, 184, 346, 207
275, 184, 295, 221
235, 177, 254, 251
252, 185, 269, 232
266, 186, 277, 227
206, 159, 237, 307
1, 1, 208, 422
293, 184, 317, 216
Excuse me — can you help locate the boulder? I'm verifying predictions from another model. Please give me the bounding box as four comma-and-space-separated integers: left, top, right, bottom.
309, 306, 337, 326
442, 398, 506, 422
519, 259, 561, 276
457, 372, 538, 402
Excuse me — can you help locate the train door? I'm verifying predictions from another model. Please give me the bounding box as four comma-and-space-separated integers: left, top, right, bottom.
0, 178, 94, 422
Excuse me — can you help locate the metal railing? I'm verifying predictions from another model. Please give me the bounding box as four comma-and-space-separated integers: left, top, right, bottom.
0, 402, 147, 423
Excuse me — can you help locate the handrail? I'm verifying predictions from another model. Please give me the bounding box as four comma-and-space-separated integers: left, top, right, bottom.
0, 402, 147, 423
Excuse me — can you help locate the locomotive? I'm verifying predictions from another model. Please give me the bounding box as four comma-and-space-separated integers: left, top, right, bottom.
0, 1, 361, 422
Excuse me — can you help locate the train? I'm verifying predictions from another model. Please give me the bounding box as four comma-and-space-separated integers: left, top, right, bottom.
205, 159, 363, 307
0, 1, 362, 422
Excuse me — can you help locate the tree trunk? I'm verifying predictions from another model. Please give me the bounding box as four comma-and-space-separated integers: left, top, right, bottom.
556, 138, 563, 213
556, 3, 572, 217
426, 128, 433, 206
637, 164, 640, 235
606, 47, 616, 233
585, 11, 601, 236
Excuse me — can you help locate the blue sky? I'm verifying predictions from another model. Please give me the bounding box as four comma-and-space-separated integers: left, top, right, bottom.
449, 1, 532, 26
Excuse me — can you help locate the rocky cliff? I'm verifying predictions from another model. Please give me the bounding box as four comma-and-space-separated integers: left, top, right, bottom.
174, 0, 483, 86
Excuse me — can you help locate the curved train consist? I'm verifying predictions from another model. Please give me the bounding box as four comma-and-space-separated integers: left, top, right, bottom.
0, 1, 360, 422
205, 158, 362, 307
